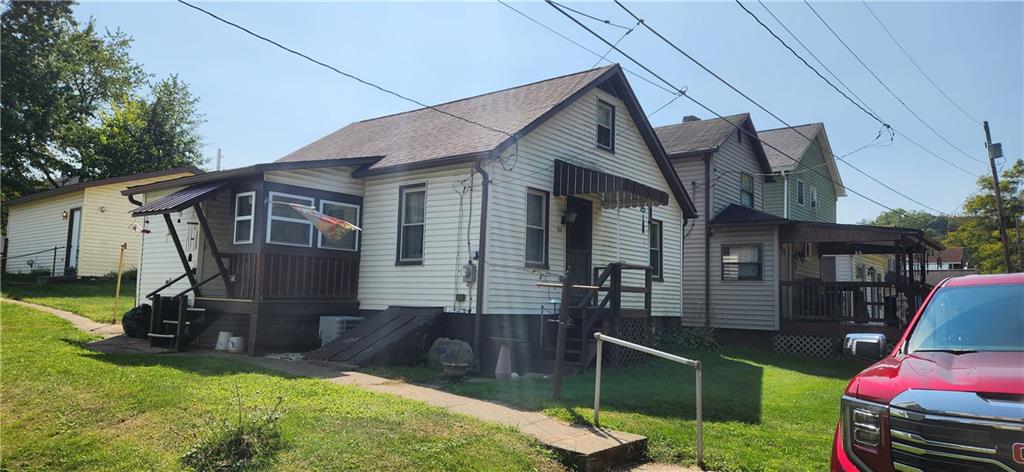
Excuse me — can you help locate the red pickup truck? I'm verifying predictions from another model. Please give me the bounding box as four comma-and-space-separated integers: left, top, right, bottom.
831, 273, 1024, 472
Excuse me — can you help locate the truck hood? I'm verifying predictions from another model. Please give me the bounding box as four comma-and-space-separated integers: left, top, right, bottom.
847, 351, 1024, 404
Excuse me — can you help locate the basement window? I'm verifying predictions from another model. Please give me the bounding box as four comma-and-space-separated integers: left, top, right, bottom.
721, 244, 763, 281
233, 191, 255, 244
596, 100, 615, 151
267, 191, 314, 247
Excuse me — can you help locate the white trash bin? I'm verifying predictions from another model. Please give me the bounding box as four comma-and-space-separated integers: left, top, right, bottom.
227, 336, 246, 353
215, 331, 233, 351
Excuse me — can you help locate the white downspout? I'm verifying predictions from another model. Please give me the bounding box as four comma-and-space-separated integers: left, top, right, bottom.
782, 172, 789, 219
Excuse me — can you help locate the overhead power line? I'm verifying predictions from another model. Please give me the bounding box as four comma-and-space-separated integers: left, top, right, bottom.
803, 1, 987, 166
176, 0, 512, 139
611, 0, 945, 214
861, 1, 982, 126
733, 0, 982, 177
546, 0, 913, 215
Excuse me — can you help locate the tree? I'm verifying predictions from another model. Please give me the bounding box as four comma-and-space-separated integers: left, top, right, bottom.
1, 0, 145, 201
946, 159, 1024, 273
859, 209, 958, 241
86, 76, 205, 178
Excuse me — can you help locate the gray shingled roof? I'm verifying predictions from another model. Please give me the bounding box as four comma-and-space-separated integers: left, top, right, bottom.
277, 65, 616, 171
757, 123, 823, 172
654, 113, 750, 156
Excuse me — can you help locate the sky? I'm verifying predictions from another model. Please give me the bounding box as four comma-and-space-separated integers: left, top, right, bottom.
74, 1, 1023, 224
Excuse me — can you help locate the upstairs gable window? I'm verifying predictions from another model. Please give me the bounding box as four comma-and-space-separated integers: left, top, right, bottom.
797, 180, 806, 206
810, 187, 819, 210
740, 173, 754, 208
596, 100, 615, 151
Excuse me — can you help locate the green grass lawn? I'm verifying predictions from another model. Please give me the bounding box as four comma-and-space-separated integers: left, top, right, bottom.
373, 348, 863, 472
1, 277, 135, 323
0, 302, 561, 471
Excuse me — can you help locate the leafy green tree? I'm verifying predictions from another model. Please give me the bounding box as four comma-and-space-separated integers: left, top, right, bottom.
946, 159, 1024, 273
859, 209, 958, 241
86, 76, 205, 178
1, 0, 145, 200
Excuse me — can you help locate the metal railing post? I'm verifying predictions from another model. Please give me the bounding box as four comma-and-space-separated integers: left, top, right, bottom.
696, 362, 703, 467
593, 336, 603, 427
52, 246, 58, 276
592, 332, 704, 466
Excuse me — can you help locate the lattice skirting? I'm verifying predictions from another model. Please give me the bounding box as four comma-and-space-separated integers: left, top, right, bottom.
772, 334, 842, 358
610, 318, 653, 367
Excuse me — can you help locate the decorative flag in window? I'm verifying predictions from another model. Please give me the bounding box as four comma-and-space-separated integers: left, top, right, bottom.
286, 203, 361, 240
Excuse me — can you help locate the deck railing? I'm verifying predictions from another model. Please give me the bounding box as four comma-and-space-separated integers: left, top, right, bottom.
225, 252, 358, 301
780, 280, 931, 325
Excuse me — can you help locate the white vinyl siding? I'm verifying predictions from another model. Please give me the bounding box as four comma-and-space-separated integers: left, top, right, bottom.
672, 156, 708, 325
706, 226, 778, 330
483, 87, 684, 317
134, 189, 201, 305
263, 167, 364, 195
711, 130, 764, 215
357, 166, 480, 312
4, 191, 84, 274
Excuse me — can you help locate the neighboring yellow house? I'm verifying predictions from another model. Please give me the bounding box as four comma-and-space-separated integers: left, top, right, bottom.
3, 167, 201, 276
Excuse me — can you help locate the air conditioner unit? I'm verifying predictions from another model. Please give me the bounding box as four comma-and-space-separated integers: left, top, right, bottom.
319, 316, 364, 346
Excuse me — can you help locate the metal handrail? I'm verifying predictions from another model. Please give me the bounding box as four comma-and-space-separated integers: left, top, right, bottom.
171, 272, 221, 299
592, 332, 703, 467
145, 271, 192, 299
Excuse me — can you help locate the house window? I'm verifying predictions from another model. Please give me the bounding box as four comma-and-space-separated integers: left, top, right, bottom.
266, 192, 314, 247
397, 183, 426, 264
525, 188, 548, 267
650, 219, 663, 280
233, 191, 255, 244
810, 187, 819, 209
797, 180, 806, 206
740, 173, 754, 208
721, 244, 763, 281
319, 200, 359, 251
596, 100, 615, 151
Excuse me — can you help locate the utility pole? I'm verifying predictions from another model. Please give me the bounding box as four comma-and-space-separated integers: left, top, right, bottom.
216, 148, 223, 171
984, 121, 1013, 273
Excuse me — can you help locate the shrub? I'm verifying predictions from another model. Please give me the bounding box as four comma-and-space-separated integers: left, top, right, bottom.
181, 392, 285, 472
102, 268, 138, 281
655, 327, 719, 353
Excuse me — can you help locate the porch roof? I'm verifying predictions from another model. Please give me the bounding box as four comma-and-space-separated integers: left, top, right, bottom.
553, 159, 669, 209
710, 204, 944, 252
131, 181, 228, 216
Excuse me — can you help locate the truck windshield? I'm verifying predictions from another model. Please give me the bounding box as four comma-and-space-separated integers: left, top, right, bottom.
907, 283, 1024, 353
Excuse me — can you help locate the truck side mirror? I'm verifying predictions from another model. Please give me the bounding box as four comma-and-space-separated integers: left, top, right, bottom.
843, 333, 888, 359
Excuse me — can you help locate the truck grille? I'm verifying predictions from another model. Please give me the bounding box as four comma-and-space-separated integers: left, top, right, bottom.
889, 404, 1024, 472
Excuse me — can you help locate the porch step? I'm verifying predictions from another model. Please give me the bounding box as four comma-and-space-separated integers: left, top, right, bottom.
148, 333, 175, 339
306, 306, 444, 365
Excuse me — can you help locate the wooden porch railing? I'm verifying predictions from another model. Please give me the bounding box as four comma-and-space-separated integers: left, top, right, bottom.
780, 280, 930, 325
226, 252, 359, 301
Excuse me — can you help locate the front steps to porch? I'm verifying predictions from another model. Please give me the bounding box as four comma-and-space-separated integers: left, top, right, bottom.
307, 306, 444, 365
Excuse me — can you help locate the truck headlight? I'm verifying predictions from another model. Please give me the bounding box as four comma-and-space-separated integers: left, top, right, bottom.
841, 395, 889, 470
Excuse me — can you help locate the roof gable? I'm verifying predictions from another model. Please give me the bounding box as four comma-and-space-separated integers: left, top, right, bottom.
655, 114, 772, 174
5, 167, 203, 207
758, 123, 845, 196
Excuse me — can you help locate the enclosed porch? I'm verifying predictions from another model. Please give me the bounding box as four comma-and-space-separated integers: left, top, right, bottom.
127, 162, 368, 355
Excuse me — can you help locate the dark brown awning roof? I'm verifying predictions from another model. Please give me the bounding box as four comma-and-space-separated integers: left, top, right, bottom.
553, 159, 669, 209
131, 181, 228, 216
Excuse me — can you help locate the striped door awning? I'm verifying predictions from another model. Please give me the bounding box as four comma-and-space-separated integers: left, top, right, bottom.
553, 159, 669, 209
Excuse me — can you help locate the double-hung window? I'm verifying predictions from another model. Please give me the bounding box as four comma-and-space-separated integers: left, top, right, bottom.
649, 219, 663, 280
233, 191, 255, 244
740, 173, 754, 208
810, 187, 819, 210
525, 188, 549, 267
319, 200, 359, 251
267, 192, 314, 247
721, 244, 763, 281
398, 184, 426, 264
596, 100, 615, 151
797, 180, 806, 206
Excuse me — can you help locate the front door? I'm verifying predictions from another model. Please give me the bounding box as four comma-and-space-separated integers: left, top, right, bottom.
564, 197, 593, 286
64, 208, 82, 276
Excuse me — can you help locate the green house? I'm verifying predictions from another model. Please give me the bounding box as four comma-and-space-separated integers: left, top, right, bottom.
759, 123, 845, 224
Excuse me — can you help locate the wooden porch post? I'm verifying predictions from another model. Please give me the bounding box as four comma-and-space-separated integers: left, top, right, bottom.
164, 213, 199, 290
193, 203, 234, 298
